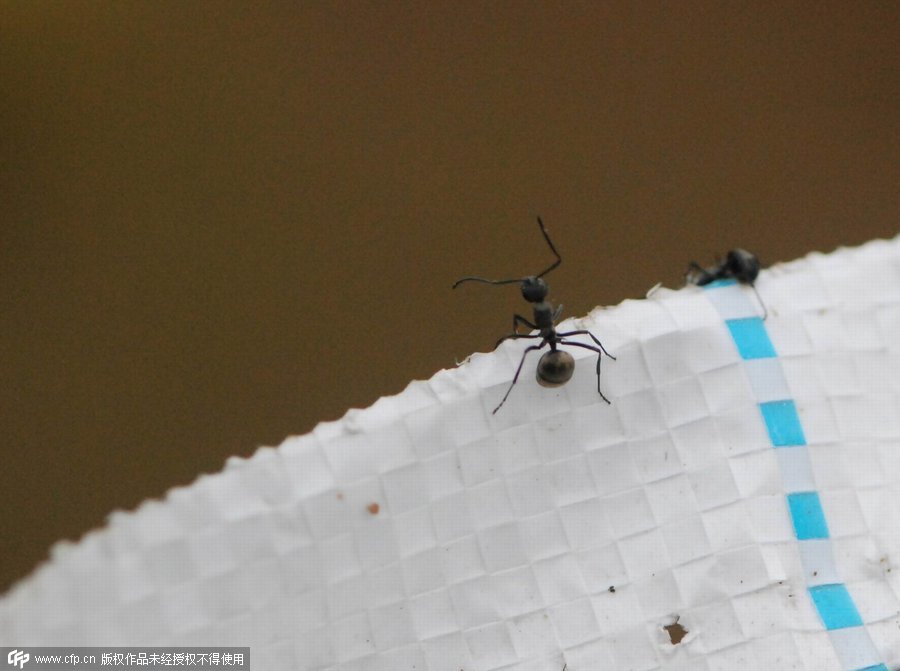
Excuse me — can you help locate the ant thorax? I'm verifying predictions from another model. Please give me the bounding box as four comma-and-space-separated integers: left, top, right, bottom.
532, 301, 556, 329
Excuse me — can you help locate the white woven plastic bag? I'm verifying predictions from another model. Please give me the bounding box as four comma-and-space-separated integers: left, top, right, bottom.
3, 237, 900, 671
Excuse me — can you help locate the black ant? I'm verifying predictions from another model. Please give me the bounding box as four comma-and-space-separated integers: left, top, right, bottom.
453, 217, 614, 414
686, 249, 768, 319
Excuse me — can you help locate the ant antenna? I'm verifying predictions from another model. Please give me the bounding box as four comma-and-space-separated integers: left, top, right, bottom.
535, 216, 561, 278
452, 217, 561, 289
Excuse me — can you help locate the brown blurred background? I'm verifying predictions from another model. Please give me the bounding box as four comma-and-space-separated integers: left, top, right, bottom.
1, 2, 898, 592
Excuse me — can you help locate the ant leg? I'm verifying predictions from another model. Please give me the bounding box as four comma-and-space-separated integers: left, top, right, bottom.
493, 341, 546, 414
495, 314, 541, 349
495, 332, 542, 349
685, 261, 715, 286
556, 329, 615, 359
513, 313, 539, 332
749, 283, 769, 320
558, 341, 611, 404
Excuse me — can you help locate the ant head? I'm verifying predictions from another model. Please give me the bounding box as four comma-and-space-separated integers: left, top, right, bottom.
726, 249, 761, 284
520, 276, 548, 303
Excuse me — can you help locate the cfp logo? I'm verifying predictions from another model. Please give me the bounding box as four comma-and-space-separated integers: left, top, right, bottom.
6, 650, 29, 669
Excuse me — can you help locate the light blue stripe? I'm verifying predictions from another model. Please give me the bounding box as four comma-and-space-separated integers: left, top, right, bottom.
787, 492, 830, 539
808, 584, 864, 629
705, 278, 737, 288
759, 400, 807, 446
706, 286, 884, 667
725, 317, 777, 359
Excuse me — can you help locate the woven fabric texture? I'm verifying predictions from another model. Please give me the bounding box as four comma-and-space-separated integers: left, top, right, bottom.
3, 237, 900, 671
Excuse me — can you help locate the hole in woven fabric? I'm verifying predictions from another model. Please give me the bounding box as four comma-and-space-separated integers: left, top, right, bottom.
367, 502, 380, 515
664, 616, 687, 645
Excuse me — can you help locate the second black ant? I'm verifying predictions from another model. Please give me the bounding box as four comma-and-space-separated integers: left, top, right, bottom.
686, 248, 768, 319
454, 217, 614, 414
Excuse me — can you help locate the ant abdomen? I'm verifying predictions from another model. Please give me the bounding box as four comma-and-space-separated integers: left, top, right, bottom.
536, 350, 575, 387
